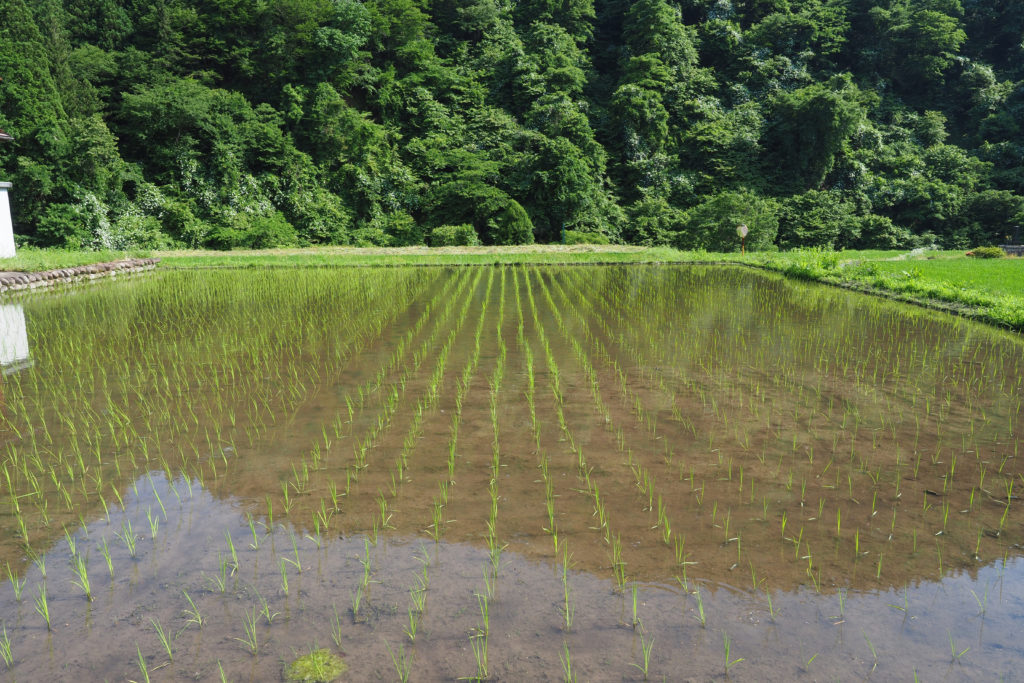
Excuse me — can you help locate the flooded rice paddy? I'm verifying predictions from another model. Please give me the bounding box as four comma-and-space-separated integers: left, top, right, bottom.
0, 265, 1022, 681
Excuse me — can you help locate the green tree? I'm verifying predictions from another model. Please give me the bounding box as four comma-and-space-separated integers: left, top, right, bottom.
761, 75, 867, 191
673, 190, 779, 251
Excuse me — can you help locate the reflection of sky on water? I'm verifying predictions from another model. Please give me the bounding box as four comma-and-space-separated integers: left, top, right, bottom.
0, 303, 30, 372
4, 469, 1021, 681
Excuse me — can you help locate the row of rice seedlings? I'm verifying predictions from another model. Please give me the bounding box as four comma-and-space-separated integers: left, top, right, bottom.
458, 273, 508, 679
532, 270, 696, 574
286, 269, 477, 536
428, 269, 497, 543
328, 269, 486, 542
534, 270, 745, 647
380, 269, 483, 510
521, 269, 640, 597
482, 268, 508, 602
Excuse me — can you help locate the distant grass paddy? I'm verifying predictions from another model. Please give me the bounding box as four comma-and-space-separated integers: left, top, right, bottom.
868, 257, 1024, 298
0, 265, 1022, 681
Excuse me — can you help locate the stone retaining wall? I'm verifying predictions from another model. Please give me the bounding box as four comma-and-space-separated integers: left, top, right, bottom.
0, 258, 160, 293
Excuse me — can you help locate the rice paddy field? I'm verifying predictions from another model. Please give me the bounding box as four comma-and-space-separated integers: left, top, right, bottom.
0, 264, 1022, 681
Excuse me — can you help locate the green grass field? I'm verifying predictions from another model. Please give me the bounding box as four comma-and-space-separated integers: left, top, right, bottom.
868, 258, 1024, 298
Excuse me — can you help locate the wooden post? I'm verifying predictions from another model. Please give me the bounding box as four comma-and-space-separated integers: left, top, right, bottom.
736, 224, 749, 254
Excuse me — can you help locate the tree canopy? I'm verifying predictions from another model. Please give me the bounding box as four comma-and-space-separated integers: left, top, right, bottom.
0, 0, 1021, 250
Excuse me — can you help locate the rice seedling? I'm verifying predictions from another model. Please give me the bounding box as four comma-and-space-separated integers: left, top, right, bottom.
559, 641, 576, 683
350, 583, 363, 622
631, 632, 654, 680
34, 583, 51, 631
150, 618, 174, 662
70, 552, 92, 601
254, 587, 279, 625
722, 630, 744, 675
949, 631, 970, 661
182, 590, 204, 629
691, 585, 707, 628
246, 514, 261, 550
6, 563, 25, 601
404, 588, 422, 641
476, 592, 490, 638
560, 550, 575, 632
468, 632, 489, 681
629, 581, 641, 630
970, 584, 990, 617
279, 558, 290, 597
0, 624, 12, 668
234, 605, 260, 656
116, 519, 139, 558
134, 645, 150, 683
863, 630, 878, 672
330, 603, 343, 648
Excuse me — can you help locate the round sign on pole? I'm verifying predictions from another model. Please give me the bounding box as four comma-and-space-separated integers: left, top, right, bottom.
736, 224, 749, 238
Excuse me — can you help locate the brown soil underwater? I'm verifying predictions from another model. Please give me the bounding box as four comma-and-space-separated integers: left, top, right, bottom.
0, 265, 1021, 680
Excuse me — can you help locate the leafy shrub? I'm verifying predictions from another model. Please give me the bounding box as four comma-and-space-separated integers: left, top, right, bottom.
161, 199, 208, 248
847, 215, 916, 250
776, 190, 857, 249
350, 227, 392, 247
429, 224, 481, 246
206, 211, 299, 249
779, 247, 841, 280
967, 246, 1006, 258
35, 203, 94, 248
625, 197, 686, 246
370, 211, 422, 246
673, 190, 778, 252
102, 213, 174, 250
486, 200, 534, 246
563, 230, 610, 245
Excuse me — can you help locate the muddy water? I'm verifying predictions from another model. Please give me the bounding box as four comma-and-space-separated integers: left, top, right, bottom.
0, 265, 1022, 681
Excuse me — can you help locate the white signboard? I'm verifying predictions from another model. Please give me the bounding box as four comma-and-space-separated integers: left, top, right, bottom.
736, 224, 749, 238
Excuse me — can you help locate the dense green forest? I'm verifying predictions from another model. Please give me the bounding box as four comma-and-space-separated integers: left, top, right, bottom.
1, 0, 1022, 250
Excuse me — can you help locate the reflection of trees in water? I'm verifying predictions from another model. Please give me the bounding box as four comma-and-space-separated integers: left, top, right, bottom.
1, 267, 1021, 599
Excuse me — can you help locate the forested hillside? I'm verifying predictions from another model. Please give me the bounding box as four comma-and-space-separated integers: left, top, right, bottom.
1, 0, 1021, 250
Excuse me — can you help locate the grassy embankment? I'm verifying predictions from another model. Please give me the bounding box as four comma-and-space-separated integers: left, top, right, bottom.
2, 244, 1021, 330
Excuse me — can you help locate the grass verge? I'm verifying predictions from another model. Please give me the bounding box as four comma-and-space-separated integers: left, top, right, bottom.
0, 246, 148, 271
752, 248, 1024, 331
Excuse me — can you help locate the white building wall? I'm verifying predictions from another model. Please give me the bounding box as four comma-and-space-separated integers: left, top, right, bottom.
0, 183, 15, 259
